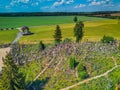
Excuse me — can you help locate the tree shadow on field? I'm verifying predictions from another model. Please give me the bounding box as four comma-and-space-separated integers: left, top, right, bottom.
27, 77, 50, 90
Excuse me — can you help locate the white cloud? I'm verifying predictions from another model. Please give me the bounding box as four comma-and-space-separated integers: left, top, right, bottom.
74, 4, 86, 8
87, 0, 92, 2
5, 6, 11, 10
89, 0, 111, 6
31, 2, 39, 6
52, 0, 74, 7
10, 0, 30, 6
53, 0, 64, 7
41, 6, 49, 9
89, 1, 104, 6
66, 0, 74, 4
18, 0, 29, 3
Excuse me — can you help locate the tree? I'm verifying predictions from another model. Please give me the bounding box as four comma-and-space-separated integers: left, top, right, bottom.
39, 41, 45, 51
74, 21, 84, 43
77, 64, 89, 80
69, 56, 75, 69
101, 35, 115, 43
0, 54, 25, 90
53, 25, 62, 44
73, 16, 78, 22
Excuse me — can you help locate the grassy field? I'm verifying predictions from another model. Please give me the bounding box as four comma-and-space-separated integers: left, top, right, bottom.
0, 16, 109, 28
0, 16, 119, 44
20, 19, 120, 44
0, 30, 18, 44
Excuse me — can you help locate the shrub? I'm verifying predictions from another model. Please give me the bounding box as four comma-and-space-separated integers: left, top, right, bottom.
69, 56, 75, 69
63, 38, 72, 43
78, 71, 89, 80
101, 35, 115, 43
77, 64, 89, 80
39, 41, 45, 51
118, 44, 120, 51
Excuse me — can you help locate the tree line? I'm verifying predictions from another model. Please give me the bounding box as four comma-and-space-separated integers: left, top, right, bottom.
0, 11, 119, 17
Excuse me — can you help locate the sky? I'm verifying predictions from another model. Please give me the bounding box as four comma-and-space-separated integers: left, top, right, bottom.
0, 0, 120, 12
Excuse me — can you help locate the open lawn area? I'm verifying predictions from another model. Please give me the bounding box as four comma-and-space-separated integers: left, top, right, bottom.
20, 19, 120, 44
0, 16, 109, 28
0, 30, 18, 44
0, 16, 119, 44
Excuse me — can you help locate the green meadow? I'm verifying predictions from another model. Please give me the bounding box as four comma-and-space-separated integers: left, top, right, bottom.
0, 16, 108, 28
0, 16, 119, 44
20, 19, 119, 44
0, 30, 18, 44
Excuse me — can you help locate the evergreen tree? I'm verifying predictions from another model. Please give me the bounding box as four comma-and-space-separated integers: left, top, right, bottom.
74, 21, 84, 43
39, 41, 45, 51
0, 54, 25, 90
73, 16, 78, 22
53, 25, 62, 44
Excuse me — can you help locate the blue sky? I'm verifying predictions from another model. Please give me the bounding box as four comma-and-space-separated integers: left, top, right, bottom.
0, 0, 120, 12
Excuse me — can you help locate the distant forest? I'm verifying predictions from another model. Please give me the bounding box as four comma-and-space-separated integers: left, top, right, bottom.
0, 11, 120, 19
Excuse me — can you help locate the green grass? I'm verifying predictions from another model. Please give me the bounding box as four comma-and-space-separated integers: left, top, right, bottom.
15, 42, 120, 89
0, 16, 119, 44
0, 30, 18, 44
70, 67, 120, 90
20, 19, 120, 44
0, 16, 109, 28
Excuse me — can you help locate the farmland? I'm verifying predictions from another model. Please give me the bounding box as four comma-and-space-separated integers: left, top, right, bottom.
20, 19, 120, 44
0, 15, 120, 90
0, 29, 18, 44
0, 16, 119, 44
0, 16, 108, 28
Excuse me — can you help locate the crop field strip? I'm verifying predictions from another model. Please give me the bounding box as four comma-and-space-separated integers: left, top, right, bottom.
0, 16, 109, 28
0, 16, 119, 44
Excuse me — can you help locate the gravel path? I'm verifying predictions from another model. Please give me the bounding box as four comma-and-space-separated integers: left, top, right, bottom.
60, 65, 120, 90
0, 47, 11, 71
0, 29, 22, 71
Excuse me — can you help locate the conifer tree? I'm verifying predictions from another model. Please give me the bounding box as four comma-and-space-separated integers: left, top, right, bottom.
0, 54, 25, 90
39, 41, 45, 51
73, 16, 78, 22
74, 21, 84, 43
53, 25, 62, 44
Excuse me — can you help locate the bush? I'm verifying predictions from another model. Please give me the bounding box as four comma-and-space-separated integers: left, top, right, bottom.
77, 64, 89, 80
63, 38, 72, 43
39, 41, 45, 51
118, 44, 120, 51
69, 56, 75, 69
78, 71, 89, 80
101, 35, 115, 43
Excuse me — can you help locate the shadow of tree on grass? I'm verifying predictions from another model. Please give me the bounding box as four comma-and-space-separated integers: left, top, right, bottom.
27, 77, 50, 90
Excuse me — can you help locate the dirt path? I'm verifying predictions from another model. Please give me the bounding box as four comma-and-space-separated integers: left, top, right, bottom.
12, 32, 22, 44
60, 65, 120, 90
0, 29, 22, 71
0, 47, 11, 71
